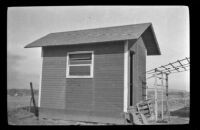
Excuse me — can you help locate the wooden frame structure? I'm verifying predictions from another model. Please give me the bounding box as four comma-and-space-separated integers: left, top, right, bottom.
146, 57, 190, 121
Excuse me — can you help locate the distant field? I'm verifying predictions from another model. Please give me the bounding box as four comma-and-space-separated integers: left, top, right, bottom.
7, 95, 38, 111
147, 89, 190, 112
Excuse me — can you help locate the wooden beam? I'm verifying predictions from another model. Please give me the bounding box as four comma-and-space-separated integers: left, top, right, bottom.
165, 74, 170, 121
146, 57, 190, 75
161, 65, 171, 73
186, 57, 190, 63
169, 63, 180, 72
177, 60, 187, 71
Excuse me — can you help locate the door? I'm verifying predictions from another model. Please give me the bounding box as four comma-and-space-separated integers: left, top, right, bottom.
129, 51, 134, 106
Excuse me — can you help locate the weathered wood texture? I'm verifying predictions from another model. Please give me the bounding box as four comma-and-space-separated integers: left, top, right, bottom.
40, 41, 125, 122
129, 37, 146, 106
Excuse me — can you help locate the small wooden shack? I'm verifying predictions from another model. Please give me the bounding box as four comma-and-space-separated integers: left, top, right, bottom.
25, 23, 161, 124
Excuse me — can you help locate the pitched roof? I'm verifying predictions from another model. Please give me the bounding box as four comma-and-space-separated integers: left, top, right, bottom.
25, 23, 161, 55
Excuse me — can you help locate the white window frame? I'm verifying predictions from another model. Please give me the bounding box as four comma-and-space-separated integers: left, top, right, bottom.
66, 51, 94, 78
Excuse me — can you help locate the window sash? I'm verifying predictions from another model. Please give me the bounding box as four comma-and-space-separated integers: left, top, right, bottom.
69, 53, 91, 60
69, 65, 91, 76
66, 51, 94, 78
69, 53, 92, 65
69, 60, 91, 65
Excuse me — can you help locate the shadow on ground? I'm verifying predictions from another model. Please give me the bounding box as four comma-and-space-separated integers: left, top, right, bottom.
170, 106, 190, 118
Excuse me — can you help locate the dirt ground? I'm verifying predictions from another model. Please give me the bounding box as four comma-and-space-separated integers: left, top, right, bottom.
8, 107, 108, 125
7, 95, 107, 125
8, 107, 189, 125
7, 95, 189, 125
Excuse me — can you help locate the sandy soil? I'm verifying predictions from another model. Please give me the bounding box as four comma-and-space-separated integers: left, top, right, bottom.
8, 107, 107, 125
8, 106, 189, 125
7, 95, 189, 125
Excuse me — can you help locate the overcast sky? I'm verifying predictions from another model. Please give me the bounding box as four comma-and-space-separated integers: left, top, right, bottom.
7, 6, 190, 91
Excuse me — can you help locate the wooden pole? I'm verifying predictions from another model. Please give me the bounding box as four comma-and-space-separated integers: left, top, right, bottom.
145, 86, 147, 100
166, 74, 170, 121
161, 73, 164, 120
154, 72, 158, 121
30, 82, 39, 119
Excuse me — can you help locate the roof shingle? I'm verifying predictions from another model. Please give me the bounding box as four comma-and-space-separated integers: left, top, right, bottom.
24, 22, 161, 55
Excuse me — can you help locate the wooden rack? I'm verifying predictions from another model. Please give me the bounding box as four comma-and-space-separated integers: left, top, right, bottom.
146, 57, 190, 122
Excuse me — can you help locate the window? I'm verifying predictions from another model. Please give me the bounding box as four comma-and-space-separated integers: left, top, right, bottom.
66, 51, 94, 78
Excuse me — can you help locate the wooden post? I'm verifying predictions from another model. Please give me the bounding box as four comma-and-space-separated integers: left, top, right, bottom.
161, 73, 164, 120
146, 85, 148, 100
30, 82, 39, 119
154, 71, 158, 121
166, 74, 170, 121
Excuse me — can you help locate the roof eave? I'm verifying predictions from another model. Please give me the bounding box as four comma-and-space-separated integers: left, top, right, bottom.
142, 24, 161, 56
149, 24, 161, 55
24, 39, 131, 48
24, 34, 51, 48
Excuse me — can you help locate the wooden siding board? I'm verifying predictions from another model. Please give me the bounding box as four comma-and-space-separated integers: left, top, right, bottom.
129, 37, 146, 105
129, 40, 137, 106
41, 41, 124, 122
93, 47, 124, 114
39, 107, 124, 124
137, 37, 146, 101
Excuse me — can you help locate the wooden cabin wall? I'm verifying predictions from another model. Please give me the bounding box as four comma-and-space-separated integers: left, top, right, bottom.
129, 37, 147, 106
40, 41, 125, 123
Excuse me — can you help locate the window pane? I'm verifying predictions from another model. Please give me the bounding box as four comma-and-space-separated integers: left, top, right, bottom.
69, 53, 92, 65
69, 60, 91, 65
69, 53, 91, 60
69, 66, 90, 76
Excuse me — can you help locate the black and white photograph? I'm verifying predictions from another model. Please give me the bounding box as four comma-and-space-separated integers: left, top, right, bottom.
7, 6, 190, 125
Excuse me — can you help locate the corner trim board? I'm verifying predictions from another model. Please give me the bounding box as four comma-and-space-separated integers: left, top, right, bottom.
38, 48, 43, 107
123, 40, 129, 112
